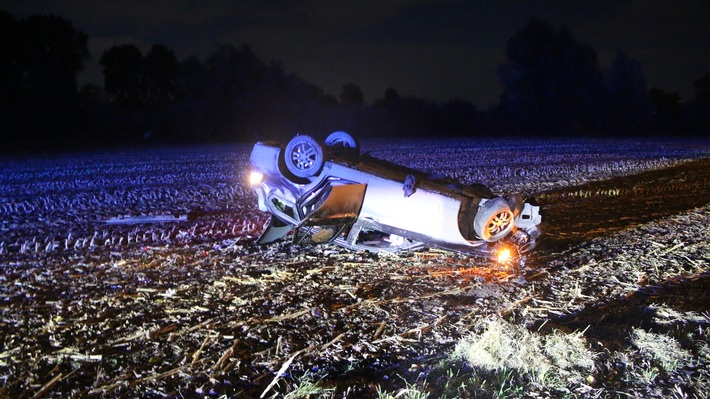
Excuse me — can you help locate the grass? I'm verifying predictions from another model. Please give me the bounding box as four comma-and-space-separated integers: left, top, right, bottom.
376, 380, 430, 399
630, 328, 692, 373
450, 316, 595, 390
544, 328, 596, 372
284, 372, 336, 399
365, 315, 599, 398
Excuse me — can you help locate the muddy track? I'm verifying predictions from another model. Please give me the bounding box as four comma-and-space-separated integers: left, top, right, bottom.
535, 158, 710, 252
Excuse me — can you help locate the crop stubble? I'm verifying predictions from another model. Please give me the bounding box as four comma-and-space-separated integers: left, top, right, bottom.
0, 139, 709, 398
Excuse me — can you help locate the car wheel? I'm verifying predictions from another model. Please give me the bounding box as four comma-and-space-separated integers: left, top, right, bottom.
325, 131, 358, 149
474, 197, 514, 242
467, 183, 495, 199
284, 135, 324, 178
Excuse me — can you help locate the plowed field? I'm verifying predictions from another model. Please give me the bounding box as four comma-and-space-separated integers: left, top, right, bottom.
1, 139, 708, 398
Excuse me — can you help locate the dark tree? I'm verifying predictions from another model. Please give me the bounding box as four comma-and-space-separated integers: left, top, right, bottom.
98, 43, 180, 141
650, 88, 683, 135
169, 45, 329, 142
604, 50, 652, 135
339, 83, 364, 107
438, 99, 477, 137
0, 11, 21, 139
200, 44, 267, 140
100, 44, 177, 108
98, 44, 145, 141
1, 12, 89, 145
77, 83, 109, 141
21, 15, 89, 87
688, 72, 710, 135
368, 89, 439, 138
167, 56, 209, 141
204, 44, 265, 103
175, 56, 208, 98
694, 73, 710, 102
261, 66, 335, 135
497, 18, 605, 136
143, 44, 177, 106
100, 44, 144, 106
383, 87, 400, 105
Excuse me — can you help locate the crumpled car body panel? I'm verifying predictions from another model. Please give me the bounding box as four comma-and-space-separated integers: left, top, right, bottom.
248, 134, 542, 260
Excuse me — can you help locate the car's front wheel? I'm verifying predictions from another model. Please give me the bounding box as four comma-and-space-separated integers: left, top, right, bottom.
283, 134, 324, 178
474, 197, 514, 242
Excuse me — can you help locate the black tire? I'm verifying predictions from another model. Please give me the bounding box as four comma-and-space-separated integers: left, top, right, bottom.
283, 135, 324, 178
473, 197, 514, 242
325, 131, 358, 149
467, 183, 495, 199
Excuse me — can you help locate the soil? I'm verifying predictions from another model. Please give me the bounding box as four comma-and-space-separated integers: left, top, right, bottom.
0, 154, 708, 398
537, 158, 710, 249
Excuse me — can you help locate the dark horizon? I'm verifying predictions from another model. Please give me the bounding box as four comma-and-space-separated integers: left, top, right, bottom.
3, 0, 710, 106
2, 3, 709, 151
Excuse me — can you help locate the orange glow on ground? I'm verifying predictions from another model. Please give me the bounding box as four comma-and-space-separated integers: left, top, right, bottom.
497, 247, 512, 263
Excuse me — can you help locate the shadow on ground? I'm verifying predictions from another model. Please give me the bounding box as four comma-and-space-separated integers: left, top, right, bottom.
534, 271, 710, 349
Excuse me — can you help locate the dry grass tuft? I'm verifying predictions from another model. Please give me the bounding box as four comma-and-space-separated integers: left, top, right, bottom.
544, 329, 596, 372
284, 376, 335, 399
631, 328, 692, 373
451, 316, 595, 388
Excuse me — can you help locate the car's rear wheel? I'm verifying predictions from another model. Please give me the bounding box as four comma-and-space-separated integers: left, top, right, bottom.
467, 183, 495, 199
284, 135, 324, 178
474, 197, 514, 242
325, 131, 358, 149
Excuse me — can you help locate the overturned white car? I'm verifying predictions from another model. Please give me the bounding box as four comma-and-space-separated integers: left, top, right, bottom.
248, 132, 542, 262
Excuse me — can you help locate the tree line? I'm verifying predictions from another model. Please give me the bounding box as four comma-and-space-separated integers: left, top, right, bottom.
1, 11, 708, 150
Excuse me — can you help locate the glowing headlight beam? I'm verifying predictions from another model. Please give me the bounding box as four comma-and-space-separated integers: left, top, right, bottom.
248, 170, 264, 185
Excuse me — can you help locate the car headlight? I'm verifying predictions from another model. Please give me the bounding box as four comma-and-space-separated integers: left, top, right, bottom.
248, 170, 264, 185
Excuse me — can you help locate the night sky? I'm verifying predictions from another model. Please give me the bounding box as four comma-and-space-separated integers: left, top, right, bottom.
3, 0, 709, 107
